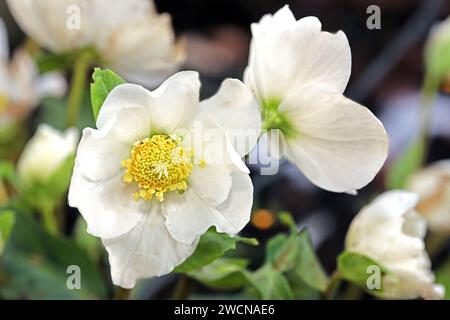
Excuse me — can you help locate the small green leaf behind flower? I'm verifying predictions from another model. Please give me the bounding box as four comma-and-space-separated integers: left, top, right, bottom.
90, 68, 125, 121
338, 251, 392, 296
0, 210, 15, 256
174, 227, 258, 273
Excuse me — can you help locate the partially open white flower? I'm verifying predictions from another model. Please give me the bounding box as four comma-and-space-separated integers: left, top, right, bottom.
6, 0, 184, 87
408, 160, 450, 234
68, 71, 261, 288
0, 19, 65, 122
346, 190, 444, 299
17, 124, 79, 185
244, 5, 388, 193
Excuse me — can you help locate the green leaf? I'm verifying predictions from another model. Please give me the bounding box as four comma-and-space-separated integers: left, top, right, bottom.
0, 211, 108, 299
386, 138, 425, 189
294, 229, 329, 292
338, 251, 391, 293
436, 259, 450, 300
90, 68, 125, 121
35, 52, 77, 73
73, 218, 102, 262
174, 227, 258, 273
266, 233, 298, 272
0, 161, 21, 190
246, 265, 294, 300
0, 210, 15, 255
265, 227, 328, 292
24, 155, 75, 212
188, 258, 250, 291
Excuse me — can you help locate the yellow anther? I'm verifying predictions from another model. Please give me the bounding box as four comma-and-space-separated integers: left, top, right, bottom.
122, 135, 193, 202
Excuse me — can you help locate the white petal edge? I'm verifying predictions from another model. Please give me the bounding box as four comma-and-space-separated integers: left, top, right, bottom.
280, 85, 388, 193
198, 78, 261, 157
103, 202, 198, 289
163, 172, 253, 244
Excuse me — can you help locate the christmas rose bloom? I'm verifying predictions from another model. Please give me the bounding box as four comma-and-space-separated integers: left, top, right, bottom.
0, 19, 65, 122
244, 5, 388, 193
17, 124, 79, 185
68, 71, 261, 288
346, 190, 444, 300
408, 160, 450, 234
7, 0, 184, 87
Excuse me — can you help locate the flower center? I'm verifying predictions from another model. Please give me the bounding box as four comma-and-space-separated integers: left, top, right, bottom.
121, 134, 193, 202
0, 94, 9, 113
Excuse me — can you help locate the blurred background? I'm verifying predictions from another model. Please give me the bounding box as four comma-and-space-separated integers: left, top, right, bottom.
1, 0, 450, 299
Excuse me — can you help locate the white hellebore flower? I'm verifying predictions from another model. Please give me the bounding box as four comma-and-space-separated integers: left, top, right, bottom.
17, 124, 79, 185
68, 71, 261, 288
346, 190, 444, 300
7, 0, 184, 87
244, 5, 388, 193
408, 160, 450, 233
0, 19, 65, 122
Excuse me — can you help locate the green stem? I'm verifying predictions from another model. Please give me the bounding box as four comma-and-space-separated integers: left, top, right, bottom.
114, 287, 132, 300
323, 271, 342, 300
416, 74, 439, 165
172, 276, 194, 300
40, 202, 59, 236
65, 53, 91, 128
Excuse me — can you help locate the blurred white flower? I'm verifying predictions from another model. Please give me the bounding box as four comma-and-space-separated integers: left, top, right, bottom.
68, 71, 260, 288
0, 19, 65, 122
7, 0, 184, 88
425, 16, 450, 83
17, 124, 79, 185
244, 5, 388, 193
346, 190, 444, 300
408, 160, 450, 234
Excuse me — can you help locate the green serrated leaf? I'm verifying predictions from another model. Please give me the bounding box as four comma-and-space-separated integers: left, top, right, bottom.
188, 258, 250, 291
0, 210, 15, 255
338, 251, 391, 294
0, 211, 108, 299
295, 229, 329, 292
90, 68, 125, 121
266, 233, 298, 272
174, 227, 258, 273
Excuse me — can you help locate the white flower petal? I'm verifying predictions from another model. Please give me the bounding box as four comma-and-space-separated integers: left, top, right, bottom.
189, 165, 232, 206
103, 203, 198, 289
148, 71, 201, 133
408, 160, 450, 233
75, 105, 151, 182
346, 191, 444, 300
245, 6, 351, 103
280, 85, 387, 193
102, 14, 184, 88
198, 79, 261, 157
17, 124, 78, 184
68, 167, 145, 240
96, 83, 152, 133
163, 172, 253, 244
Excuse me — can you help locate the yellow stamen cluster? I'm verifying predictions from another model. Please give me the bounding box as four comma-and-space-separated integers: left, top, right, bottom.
121, 134, 193, 202
0, 94, 9, 113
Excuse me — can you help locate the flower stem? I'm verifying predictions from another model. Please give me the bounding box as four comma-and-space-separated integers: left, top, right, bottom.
172, 276, 194, 300
40, 202, 59, 236
65, 52, 91, 128
114, 287, 132, 300
323, 270, 342, 300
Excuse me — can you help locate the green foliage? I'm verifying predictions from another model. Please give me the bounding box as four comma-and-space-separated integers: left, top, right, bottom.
189, 258, 250, 291
425, 33, 450, 85
0, 211, 108, 299
246, 265, 294, 299
338, 251, 391, 293
90, 68, 125, 121
386, 137, 425, 189
436, 259, 450, 300
0, 210, 15, 255
174, 227, 258, 273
